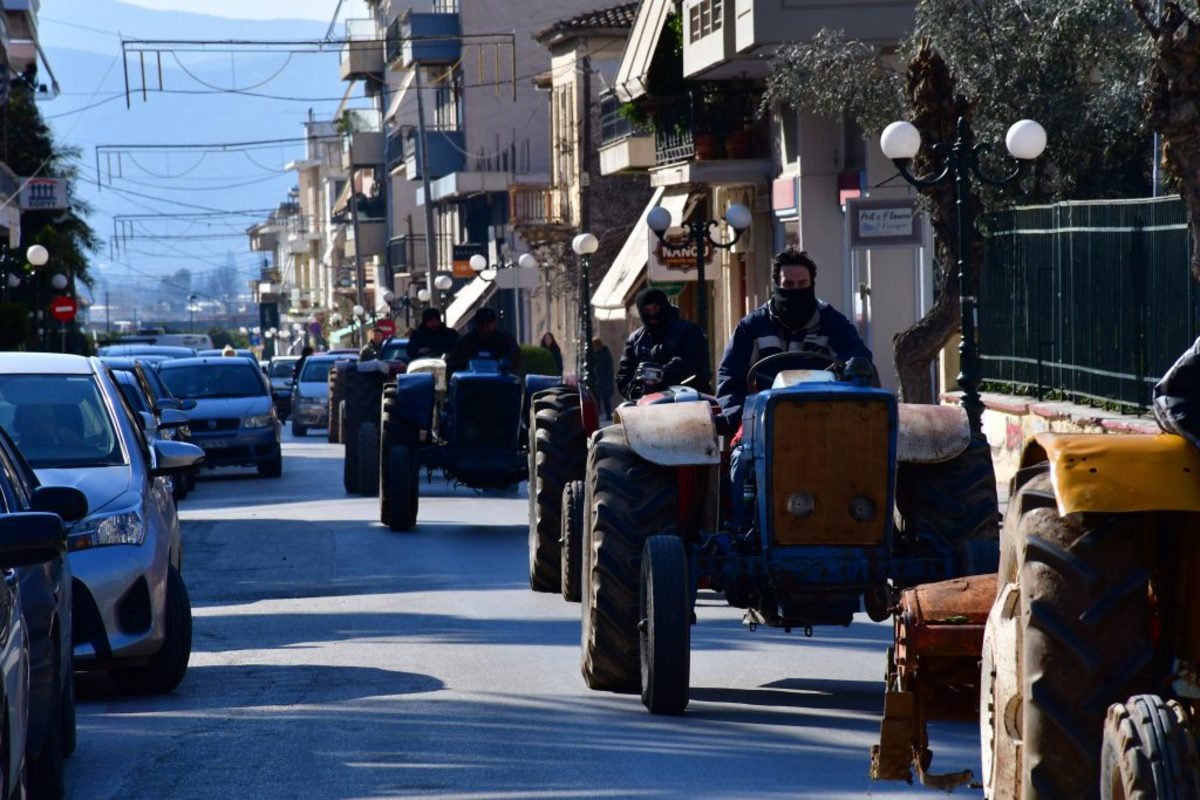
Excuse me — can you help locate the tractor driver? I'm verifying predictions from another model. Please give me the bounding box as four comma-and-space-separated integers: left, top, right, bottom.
716, 248, 872, 430
446, 306, 520, 376
616, 287, 709, 398
407, 307, 460, 360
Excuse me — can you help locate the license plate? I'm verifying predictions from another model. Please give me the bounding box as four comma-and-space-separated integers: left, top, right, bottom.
201, 439, 232, 450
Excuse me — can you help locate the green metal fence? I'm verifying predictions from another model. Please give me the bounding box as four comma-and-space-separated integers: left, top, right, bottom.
980, 196, 1199, 411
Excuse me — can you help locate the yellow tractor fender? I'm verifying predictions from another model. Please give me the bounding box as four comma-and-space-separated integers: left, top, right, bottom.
614, 402, 721, 466
1020, 432, 1200, 515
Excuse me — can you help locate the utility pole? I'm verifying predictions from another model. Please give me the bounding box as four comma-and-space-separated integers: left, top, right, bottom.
105, 289, 111, 335
413, 65, 440, 310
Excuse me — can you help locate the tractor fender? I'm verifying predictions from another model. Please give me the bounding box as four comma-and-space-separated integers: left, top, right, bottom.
524, 374, 564, 400
614, 401, 720, 466
1028, 432, 1200, 515
896, 404, 970, 464
392, 372, 435, 430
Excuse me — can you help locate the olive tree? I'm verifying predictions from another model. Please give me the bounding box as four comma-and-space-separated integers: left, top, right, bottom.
764, 0, 1149, 402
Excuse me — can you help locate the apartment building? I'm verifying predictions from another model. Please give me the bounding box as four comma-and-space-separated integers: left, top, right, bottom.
595, 0, 927, 392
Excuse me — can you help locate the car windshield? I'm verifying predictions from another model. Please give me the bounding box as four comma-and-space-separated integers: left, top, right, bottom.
270, 361, 296, 378
159, 363, 265, 399
300, 360, 336, 382
380, 341, 408, 361
0, 374, 124, 468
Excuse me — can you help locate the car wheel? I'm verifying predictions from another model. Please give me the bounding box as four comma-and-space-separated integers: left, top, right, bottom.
26, 640, 65, 798
110, 566, 192, 695
291, 418, 307, 437
257, 446, 283, 478
62, 669, 75, 758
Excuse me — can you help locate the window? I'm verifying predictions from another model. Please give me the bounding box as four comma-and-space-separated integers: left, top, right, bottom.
689, 0, 723, 43
158, 363, 267, 400
0, 375, 124, 469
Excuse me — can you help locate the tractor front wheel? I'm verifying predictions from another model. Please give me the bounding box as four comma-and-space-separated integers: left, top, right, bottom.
1100, 695, 1200, 800
639, 535, 690, 715
357, 422, 380, 497
581, 425, 677, 692
384, 445, 419, 531
528, 389, 585, 593
560, 479, 584, 603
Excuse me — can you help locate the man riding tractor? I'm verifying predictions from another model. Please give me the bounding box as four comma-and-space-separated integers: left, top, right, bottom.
617, 288, 709, 398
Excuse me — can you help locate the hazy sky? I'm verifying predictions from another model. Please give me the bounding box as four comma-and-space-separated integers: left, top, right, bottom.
115, 0, 363, 22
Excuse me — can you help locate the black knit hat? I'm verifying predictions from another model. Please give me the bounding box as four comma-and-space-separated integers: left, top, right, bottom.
421, 307, 442, 323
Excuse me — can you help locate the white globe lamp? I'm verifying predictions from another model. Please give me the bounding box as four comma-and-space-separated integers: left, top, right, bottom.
880, 121, 922, 160
1005, 119, 1047, 161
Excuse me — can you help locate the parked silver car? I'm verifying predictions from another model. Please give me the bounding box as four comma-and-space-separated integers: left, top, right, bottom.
290, 355, 343, 437
0, 354, 204, 695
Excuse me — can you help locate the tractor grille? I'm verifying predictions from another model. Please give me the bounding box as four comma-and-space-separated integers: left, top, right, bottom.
768, 397, 890, 546
453, 380, 521, 450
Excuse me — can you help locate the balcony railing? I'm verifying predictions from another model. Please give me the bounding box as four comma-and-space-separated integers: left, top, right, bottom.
386, 128, 404, 171
385, 17, 404, 65
654, 102, 695, 165
388, 233, 453, 273
600, 99, 650, 146
509, 184, 570, 228
652, 94, 767, 166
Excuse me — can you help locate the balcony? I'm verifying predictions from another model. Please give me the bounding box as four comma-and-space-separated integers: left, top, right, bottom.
509, 184, 571, 230
340, 19, 384, 81
649, 96, 772, 187
598, 96, 655, 175
684, 0, 915, 79
342, 109, 384, 167
403, 128, 465, 181
388, 233, 453, 274
388, 10, 461, 68
345, 219, 387, 259
247, 224, 279, 253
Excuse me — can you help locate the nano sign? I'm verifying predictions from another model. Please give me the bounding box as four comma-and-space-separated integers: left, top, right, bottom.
647, 230, 714, 282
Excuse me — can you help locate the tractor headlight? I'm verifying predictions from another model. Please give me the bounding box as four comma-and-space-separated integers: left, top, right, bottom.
242, 414, 274, 429
848, 495, 876, 522
69, 509, 146, 551
787, 491, 815, 519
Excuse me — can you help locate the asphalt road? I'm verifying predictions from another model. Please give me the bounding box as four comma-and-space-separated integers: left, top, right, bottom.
65, 430, 985, 799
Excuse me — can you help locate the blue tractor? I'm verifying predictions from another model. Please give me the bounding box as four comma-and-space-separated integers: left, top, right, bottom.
377, 357, 561, 531
579, 353, 999, 714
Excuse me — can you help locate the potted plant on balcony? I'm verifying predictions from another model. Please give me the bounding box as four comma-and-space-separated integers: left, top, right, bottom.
722, 87, 757, 159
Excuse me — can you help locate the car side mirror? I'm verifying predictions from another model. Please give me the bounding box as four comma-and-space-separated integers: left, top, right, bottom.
157, 397, 183, 412
0, 512, 66, 567
151, 440, 205, 477
138, 411, 158, 436
158, 408, 190, 430
31, 486, 88, 523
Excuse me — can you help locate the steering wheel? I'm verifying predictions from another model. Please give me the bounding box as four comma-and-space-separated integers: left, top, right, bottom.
745, 351, 843, 392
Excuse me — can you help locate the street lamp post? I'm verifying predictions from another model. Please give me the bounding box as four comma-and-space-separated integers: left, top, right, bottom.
880, 116, 1047, 437
27, 245, 48, 349
469, 253, 536, 342
646, 203, 752, 371
569, 235, 598, 392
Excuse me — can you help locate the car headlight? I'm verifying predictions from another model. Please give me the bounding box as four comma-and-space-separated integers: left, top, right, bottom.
243, 414, 275, 429
69, 510, 146, 551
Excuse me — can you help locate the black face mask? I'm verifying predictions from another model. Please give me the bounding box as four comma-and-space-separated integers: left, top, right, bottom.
773, 286, 818, 329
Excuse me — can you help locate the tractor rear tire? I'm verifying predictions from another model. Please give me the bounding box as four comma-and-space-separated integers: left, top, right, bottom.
343, 414, 361, 494
357, 422, 379, 497
581, 425, 678, 692
527, 389, 585, 593
981, 581, 1023, 800
1008, 498, 1152, 798
640, 535, 690, 715
1101, 695, 1200, 800
327, 365, 349, 444
896, 437, 1000, 574
560, 479, 584, 603
384, 445, 418, 531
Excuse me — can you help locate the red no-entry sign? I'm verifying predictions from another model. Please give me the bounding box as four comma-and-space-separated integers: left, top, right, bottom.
375, 318, 396, 337
49, 295, 77, 322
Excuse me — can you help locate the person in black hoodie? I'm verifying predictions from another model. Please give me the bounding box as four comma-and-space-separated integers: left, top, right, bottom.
615, 287, 709, 398
407, 307, 460, 360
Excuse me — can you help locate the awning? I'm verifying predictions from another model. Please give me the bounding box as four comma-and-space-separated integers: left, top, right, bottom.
384, 69, 416, 124
323, 224, 346, 266
593, 186, 690, 321
329, 325, 358, 346
445, 277, 497, 331
332, 179, 354, 216
614, 0, 673, 102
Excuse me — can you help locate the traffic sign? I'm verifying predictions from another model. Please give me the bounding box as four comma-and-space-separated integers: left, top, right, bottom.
49, 295, 77, 322
375, 318, 396, 337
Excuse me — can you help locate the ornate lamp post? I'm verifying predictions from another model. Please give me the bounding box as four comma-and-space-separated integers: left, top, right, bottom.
470, 252, 537, 340
646, 203, 751, 370
570, 233, 599, 392
880, 117, 1047, 437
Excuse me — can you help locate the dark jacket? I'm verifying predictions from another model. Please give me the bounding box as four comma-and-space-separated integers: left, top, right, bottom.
716, 299, 871, 426
407, 325, 460, 360
359, 342, 381, 361
446, 329, 520, 375
616, 308, 709, 398
544, 342, 563, 374
1155, 336, 1200, 447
